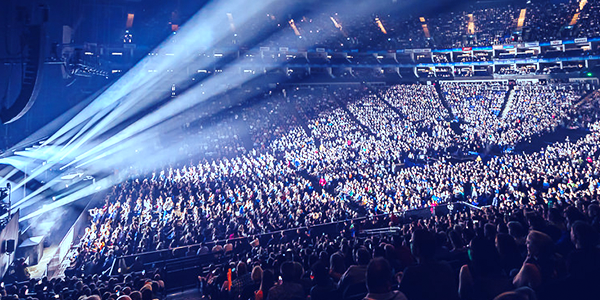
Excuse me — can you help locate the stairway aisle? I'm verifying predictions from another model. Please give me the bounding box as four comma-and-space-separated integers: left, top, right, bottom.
434, 82, 455, 119
500, 84, 515, 118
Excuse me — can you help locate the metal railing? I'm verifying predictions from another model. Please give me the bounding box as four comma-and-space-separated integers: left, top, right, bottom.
46, 200, 479, 292
108, 212, 380, 276
106, 201, 478, 277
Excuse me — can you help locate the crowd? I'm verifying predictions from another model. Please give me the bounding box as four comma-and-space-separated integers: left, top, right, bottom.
3, 1, 600, 300
226, 0, 600, 51
442, 81, 509, 151
1, 268, 166, 300
74, 80, 590, 261
202, 102, 600, 300
497, 67, 536, 76
4, 79, 599, 300
197, 149, 600, 300
191, 127, 600, 299
81, 151, 354, 254
502, 82, 580, 146
442, 81, 582, 149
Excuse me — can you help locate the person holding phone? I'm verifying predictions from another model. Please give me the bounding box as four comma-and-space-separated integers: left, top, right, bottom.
267, 262, 305, 300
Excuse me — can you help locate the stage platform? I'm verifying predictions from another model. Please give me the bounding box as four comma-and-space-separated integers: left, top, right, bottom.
26, 246, 56, 278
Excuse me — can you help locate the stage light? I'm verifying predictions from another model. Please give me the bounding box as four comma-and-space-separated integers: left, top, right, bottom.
12, 0, 287, 198
12, 0, 285, 185
12, 0, 394, 223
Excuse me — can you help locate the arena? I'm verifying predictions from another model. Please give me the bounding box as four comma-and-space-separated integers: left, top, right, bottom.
0, 0, 599, 300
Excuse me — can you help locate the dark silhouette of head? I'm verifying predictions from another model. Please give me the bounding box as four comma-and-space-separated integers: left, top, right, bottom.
280, 261, 295, 283
411, 229, 436, 261
355, 247, 371, 266
366, 258, 393, 294
571, 220, 599, 250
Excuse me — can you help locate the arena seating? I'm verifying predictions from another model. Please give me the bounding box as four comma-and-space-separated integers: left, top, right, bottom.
3, 1, 600, 299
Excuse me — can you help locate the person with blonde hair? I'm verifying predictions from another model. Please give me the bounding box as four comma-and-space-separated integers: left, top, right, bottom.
241, 266, 263, 300
513, 230, 561, 293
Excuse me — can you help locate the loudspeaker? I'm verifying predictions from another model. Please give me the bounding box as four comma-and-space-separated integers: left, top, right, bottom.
0, 25, 45, 124
3, 239, 15, 253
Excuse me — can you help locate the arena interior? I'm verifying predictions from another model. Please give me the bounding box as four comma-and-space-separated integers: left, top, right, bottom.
1, 0, 600, 300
